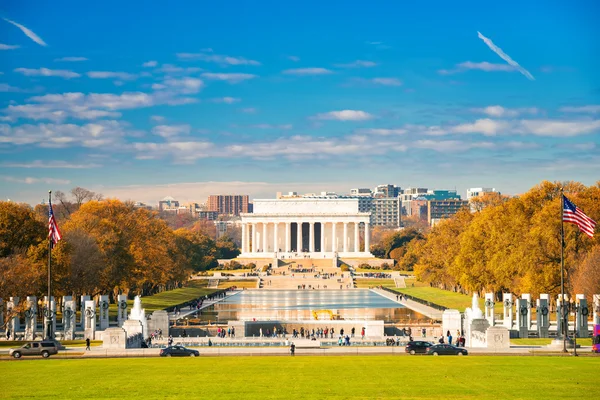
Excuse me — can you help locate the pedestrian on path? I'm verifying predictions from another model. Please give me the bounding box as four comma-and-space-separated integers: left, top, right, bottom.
85, 337, 91, 351
290, 342, 295, 356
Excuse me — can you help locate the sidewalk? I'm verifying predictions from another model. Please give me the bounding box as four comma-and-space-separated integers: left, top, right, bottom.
372, 288, 443, 320
169, 290, 243, 320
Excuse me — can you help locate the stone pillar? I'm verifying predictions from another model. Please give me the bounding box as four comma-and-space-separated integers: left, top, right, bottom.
536, 295, 550, 338
354, 222, 360, 252
273, 222, 279, 253
0, 298, 3, 328
521, 294, 532, 329
593, 294, 600, 325
7, 297, 20, 335
309, 222, 315, 253
364, 223, 370, 253
285, 222, 291, 252
241, 223, 247, 253
320, 222, 325, 253
343, 222, 348, 253
297, 222, 302, 252
251, 224, 257, 253
43, 296, 56, 339
516, 298, 528, 338
262, 223, 268, 252
502, 293, 513, 329
99, 295, 110, 330
484, 293, 495, 326
576, 294, 589, 338
117, 295, 128, 327
332, 222, 337, 252
80, 295, 90, 327
24, 296, 37, 340
556, 294, 568, 339
63, 296, 76, 340
84, 300, 96, 339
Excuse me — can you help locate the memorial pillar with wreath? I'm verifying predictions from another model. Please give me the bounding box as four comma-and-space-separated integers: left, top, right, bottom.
80, 295, 90, 328
0, 298, 3, 329
521, 293, 532, 329
556, 294, 569, 340
84, 300, 96, 339
484, 293, 495, 326
63, 296, 76, 340
536, 294, 550, 338
502, 293, 513, 329
575, 294, 589, 338
7, 297, 20, 335
516, 298, 529, 338
117, 294, 128, 327
43, 296, 56, 340
99, 295, 110, 330
594, 294, 600, 326
24, 296, 37, 340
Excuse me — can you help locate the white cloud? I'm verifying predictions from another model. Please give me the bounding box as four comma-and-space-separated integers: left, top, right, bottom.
560, 105, 600, 114
87, 71, 137, 80
282, 68, 333, 76
176, 52, 260, 66
151, 124, 191, 138
3, 18, 47, 46
2, 160, 101, 169
143, 60, 158, 67
155, 64, 202, 74
451, 119, 511, 136
54, 57, 88, 62
211, 97, 241, 104
132, 141, 214, 162
357, 128, 407, 135
0, 43, 20, 50
439, 61, 516, 75
371, 78, 402, 86
200, 72, 257, 84
313, 110, 375, 121
413, 139, 494, 152
476, 31, 534, 80
335, 60, 377, 68
0, 120, 134, 148
14, 67, 80, 79
0, 84, 25, 93
472, 105, 539, 117
159, 77, 204, 94
150, 115, 165, 123
517, 119, 600, 137
287, 56, 300, 62
3, 176, 71, 185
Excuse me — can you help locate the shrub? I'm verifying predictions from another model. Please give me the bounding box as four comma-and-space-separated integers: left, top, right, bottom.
380, 262, 391, 270
247, 262, 257, 270
358, 263, 371, 269
261, 265, 269, 272
340, 264, 350, 272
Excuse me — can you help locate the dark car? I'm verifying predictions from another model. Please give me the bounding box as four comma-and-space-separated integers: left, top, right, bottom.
159, 345, 199, 357
9, 341, 59, 359
426, 344, 468, 356
405, 341, 434, 355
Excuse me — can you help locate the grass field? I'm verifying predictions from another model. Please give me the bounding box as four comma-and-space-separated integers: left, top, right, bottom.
1, 355, 597, 399
511, 338, 593, 346
217, 279, 258, 289
355, 278, 396, 289
0, 340, 102, 350
127, 280, 218, 312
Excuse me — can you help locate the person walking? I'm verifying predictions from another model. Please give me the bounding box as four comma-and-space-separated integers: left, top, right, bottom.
361, 327, 365, 339
290, 342, 295, 356
85, 337, 91, 351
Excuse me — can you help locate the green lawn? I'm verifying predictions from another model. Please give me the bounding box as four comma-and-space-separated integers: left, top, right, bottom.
511, 338, 593, 346
390, 286, 490, 311
355, 278, 396, 289
126, 280, 218, 313
0, 340, 102, 350
217, 279, 258, 289
0, 356, 598, 399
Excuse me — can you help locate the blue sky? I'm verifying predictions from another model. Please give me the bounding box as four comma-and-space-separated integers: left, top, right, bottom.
1, 0, 599, 204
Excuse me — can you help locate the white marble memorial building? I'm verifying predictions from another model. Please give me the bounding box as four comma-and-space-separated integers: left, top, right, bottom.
238, 198, 374, 259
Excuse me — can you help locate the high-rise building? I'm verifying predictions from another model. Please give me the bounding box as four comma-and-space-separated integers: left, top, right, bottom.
350, 188, 372, 196
373, 184, 401, 198
207, 195, 250, 216
427, 199, 469, 226
467, 187, 498, 200
158, 196, 179, 212
370, 197, 401, 227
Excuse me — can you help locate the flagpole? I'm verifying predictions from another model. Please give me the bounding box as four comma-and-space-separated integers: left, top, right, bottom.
560, 189, 567, 353
46, 190, 53, 340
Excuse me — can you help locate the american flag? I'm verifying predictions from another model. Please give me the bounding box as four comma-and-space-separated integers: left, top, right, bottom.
48, 198, 62, 247
563, 195, 596, 238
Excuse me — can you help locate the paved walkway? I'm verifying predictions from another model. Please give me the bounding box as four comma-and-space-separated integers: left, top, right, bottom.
168, 290, 243, 320
372, 288, 443, 320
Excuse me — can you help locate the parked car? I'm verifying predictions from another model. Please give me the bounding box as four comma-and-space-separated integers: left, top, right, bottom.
425, 344, 468, 356
405, 341, 434, 355
159, 345, 199, 357
9, 341, 59, 359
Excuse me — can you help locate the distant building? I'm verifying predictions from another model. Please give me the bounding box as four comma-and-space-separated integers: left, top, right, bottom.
370, 197, 401, 227
467, 187, 498, 201
350, 188, 372, 196
373, 184, 401, 198
407, 198, 429, 222
132, 201, 153, 210
158, 196, 179, 212
207, 195, 249, 216
198, 211, 219, 220
427, 199, 469, 226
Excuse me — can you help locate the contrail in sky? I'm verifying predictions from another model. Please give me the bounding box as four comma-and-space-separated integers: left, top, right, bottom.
477, 31, 534, 80
3, 18, 47, 46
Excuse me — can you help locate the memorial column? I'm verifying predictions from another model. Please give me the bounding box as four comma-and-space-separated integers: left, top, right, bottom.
285, 222, 291, 252
251, 223, 257, 253
262, 223, 268, 252
364, 222, 370, 253
332, 222, 337, 252
296, 222, 302, 252
241, 223, 247, 253
320, 222, 325, 253
354, 222, 360, 252
273, 222, 279, 253
309, 222, 315, 253
343, 222, 348, 252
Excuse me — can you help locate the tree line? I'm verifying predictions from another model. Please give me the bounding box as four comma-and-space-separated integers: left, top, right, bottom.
393, 181, 599, 299
0, 188, 240, 300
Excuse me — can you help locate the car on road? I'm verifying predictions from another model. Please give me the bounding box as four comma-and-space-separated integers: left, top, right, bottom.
425, 344, 468, 356
405, 341, 434, 355
159, 345, 199, 357
9, 341, 59, 359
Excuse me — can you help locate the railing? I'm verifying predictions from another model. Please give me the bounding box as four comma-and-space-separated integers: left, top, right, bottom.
379, 287, 448, 311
